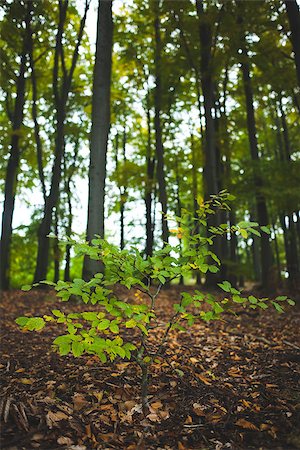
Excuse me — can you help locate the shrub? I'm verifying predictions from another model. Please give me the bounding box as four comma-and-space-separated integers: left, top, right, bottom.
16, 192, 294, 413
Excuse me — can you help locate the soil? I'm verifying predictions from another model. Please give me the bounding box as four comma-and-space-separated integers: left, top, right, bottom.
0, 287, 300, 450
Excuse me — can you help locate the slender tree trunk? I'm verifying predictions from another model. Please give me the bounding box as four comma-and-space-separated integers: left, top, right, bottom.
145, 92, 155, 257
238, 21, 272, 288
272, 222, 282, 287
34, 0, 89, 282
115, 128, 127, 250
196, 0, 221, 286
153, 0, 169, 246
83, 0, 113, 279
285, 0, 300, 87
27, 19, 46, 201
277, 95, 300, 286
53, 208, 60, 283
0, 14, 30, 290
63, 140, 79, 281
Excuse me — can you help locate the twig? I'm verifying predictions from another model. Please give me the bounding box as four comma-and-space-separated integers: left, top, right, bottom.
282, 340, 300, 350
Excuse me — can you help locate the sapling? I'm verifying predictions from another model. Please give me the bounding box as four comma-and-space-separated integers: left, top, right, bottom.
16, 192, 294, 414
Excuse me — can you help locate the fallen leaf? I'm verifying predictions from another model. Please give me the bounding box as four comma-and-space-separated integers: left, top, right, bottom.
46, 410, 68, 429
19, 378, 34, 385
147, 412, 161, 422
93, 391, 104, 402
184, 415, 193, 424
57, 436, 73, 446
150, 401, 163, 410
235, 418, 259, 430
193, 402, 205, 417
195, 373, 212, 385
73, 393, 88, 411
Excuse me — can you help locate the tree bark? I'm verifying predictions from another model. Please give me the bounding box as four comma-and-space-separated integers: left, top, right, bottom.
285, 0, 300, 87
82, 0, 113, 280
153, 0, 169, 246
0, 7, 30, 291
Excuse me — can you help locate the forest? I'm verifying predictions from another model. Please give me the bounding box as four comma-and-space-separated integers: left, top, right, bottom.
0, 0, 300, 449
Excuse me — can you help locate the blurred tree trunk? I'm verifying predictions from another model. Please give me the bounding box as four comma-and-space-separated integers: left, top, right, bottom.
196, 0, 221, 286
83, 0, 113, 280
53, 208, 60, 283
0, 5, 31, 291
285, 0, 300, 87
238, 19, 272, 289
153, 0, 169, 246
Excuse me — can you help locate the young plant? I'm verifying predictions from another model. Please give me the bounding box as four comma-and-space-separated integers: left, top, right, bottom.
16, 192, 294, 414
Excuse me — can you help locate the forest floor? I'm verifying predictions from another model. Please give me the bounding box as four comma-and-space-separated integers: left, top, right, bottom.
0, 287, 300, 450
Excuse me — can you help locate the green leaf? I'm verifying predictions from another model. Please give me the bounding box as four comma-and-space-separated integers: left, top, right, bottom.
272, 301, 284, 313
125, 319, 136, 328
52, 309, 64, 318
232, 295, 246, 304
240, 229, 248, 239
248, 228, 261, 237
97, 319, 110, 330
261, 226, 270, 234
16, 317, 29, 326
72, 341, 84, 357
287, 299, 296, 306
218, 281, 231, 293
21, 285, 32, 291
248, 295, 258, 304
82, 312, 98, 321
109, 323, 119, 333
26, 317, 45, 331
275, 296, 287, 301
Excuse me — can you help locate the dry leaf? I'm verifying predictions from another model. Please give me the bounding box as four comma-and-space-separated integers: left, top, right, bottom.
193, 402, 205, 417
73, 393, 88, 411
195, 373, 212, 385
46, 410, 68, 429
159, 410, 170, 420
93, 391, 104, 402
235, 418, 259, 430
124, 400, 137, 410
184, 415, 193, 424
57, 436, 73, 446
19, 378, 34, 385
150, 401, 163, 410
147, 412, 161, 422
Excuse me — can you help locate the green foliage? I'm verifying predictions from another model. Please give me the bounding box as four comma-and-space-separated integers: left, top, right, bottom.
16, 194, 293, 375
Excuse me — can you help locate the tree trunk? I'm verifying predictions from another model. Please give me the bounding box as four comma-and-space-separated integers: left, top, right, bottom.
53, 208, 60, 283
238, 22, 272, 288
34, 0, 89, 283
144, 91, 155, 257
27, 18, 46, 202
0, 14, 30, 290
285, 0, 300, 87
196, 0, 221, 286
83, 0, 113, 280
153, 0, 169, 246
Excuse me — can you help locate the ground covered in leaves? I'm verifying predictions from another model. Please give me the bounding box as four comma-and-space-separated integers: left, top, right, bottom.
1, 287, 300, 450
